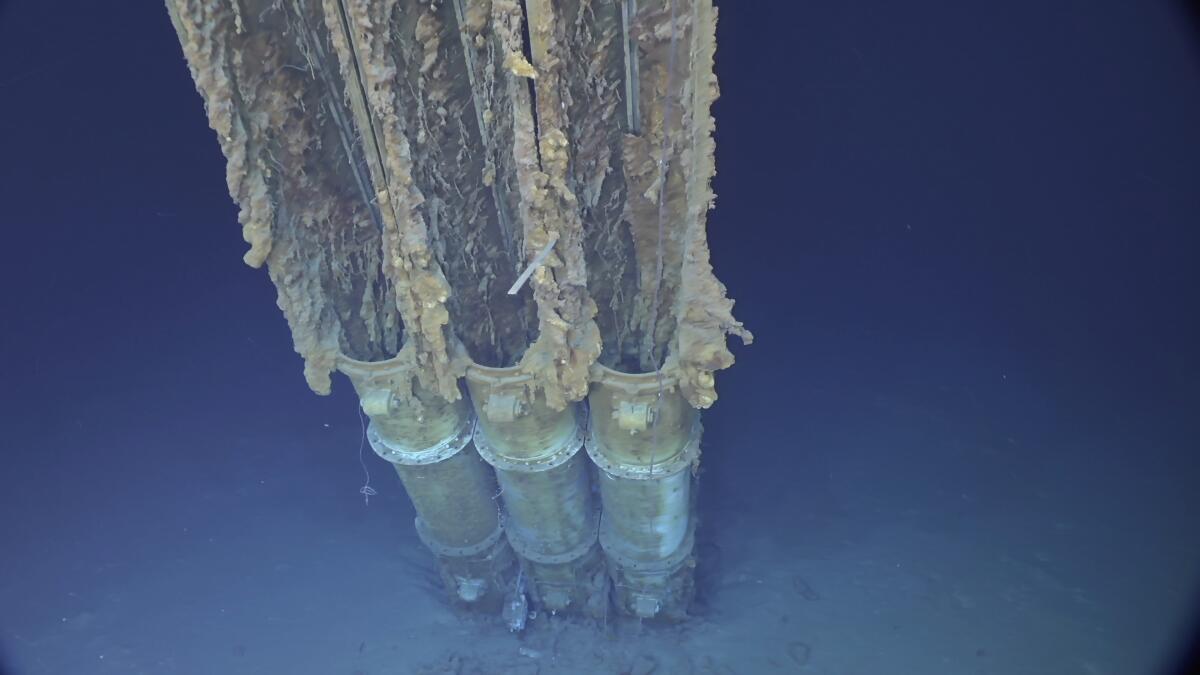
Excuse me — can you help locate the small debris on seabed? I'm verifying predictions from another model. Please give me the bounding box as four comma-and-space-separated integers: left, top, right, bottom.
517, 646, 541, 659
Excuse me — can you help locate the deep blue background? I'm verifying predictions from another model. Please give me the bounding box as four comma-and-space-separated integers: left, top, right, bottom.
1, 1, 1199, 672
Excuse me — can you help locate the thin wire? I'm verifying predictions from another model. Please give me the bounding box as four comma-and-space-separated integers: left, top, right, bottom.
648, 0, 680, 477
357, 405, 377, 505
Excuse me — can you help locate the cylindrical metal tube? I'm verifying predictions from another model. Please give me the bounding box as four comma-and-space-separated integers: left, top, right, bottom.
388, 433, 501, 549
491, 451, 592, 556
339, 354, 513, 609
586, 363, 700, 620
466, 363, 605, 615
596, 464, 691, 560
587, 364, 696, 467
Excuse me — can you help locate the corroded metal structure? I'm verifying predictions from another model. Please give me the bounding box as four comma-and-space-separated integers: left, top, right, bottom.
167, 0, 749, 623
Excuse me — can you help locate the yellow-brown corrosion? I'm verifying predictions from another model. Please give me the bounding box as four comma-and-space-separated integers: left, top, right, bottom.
669, 2, 752, 408
168, 0, 747, 409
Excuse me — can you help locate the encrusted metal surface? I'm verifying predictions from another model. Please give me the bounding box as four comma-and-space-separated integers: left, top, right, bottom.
167, 0, 749, 406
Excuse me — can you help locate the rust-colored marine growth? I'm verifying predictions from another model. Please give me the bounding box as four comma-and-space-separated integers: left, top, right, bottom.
167, 0, 748, 408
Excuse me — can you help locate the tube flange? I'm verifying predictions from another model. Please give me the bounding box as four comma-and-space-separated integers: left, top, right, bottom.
585, 417, 701, 480
471, 411, 585, 474
367, 416, 473, 466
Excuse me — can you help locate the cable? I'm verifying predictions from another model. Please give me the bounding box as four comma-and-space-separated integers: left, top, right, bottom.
356, 404, 377, 505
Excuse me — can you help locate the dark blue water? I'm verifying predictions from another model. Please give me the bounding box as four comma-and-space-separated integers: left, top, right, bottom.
2, 1, 1198, 673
